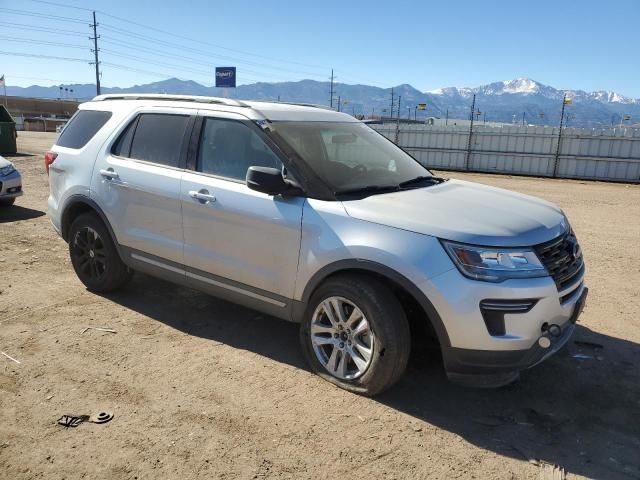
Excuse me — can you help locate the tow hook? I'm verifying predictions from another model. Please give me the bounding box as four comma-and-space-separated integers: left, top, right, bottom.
538, 323, 562, 349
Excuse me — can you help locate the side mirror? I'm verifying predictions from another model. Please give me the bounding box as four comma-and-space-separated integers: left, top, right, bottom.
246, 166, 301, 196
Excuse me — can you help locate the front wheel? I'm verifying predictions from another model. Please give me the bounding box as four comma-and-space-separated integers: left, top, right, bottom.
299, 274, 411, 396
0, 198, 16, 207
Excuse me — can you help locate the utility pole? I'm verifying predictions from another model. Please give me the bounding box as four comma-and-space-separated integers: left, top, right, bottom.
445, 108, 448, 126
90, 11, 101, 96
390, 88, 394, 119
337, 95, 341, 112
465, 94, 476, 170
394, 95, 402, 143
329, 69, 334, 108
553, 94, 568, 177
522, 111, 526, 126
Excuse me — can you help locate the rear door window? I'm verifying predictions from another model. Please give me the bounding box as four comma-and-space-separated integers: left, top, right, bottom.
128, 113, 190, 168
56, 110, 112, 149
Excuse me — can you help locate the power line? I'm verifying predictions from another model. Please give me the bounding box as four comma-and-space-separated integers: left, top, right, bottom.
98, 24, 324, 79
24, 0, 94, 11
0, 8, 88, 24
22, 0, 389, 88
9, 75, 87, 84
100, 50, 216, 77
100, 59, 285, 87
100, 48, 298, 83
101, 62, 210, 82
24, 0, 326, 71
99, 38, 313, 82
0, 21, 89, 37
0, 36, 88, 50
11, 2, 392, 90
98, 16, 326, 71
0, 50, 89, 62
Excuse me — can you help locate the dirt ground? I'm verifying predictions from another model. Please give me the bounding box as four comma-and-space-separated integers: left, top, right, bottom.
1, 131, 639, 480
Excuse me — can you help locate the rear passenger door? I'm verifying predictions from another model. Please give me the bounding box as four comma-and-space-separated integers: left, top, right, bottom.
181, 112, 304, 308
92, 108, 195, 265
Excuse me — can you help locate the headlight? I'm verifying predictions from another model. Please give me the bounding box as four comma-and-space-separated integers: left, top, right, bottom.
441, 240, 548, 282
0, 164, 16, 176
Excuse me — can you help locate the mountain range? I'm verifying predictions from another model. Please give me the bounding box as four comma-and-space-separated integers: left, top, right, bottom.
6, 77, 639, 128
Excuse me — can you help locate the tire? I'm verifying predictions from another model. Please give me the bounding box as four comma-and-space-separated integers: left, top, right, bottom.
299, 274, 411, 396
68, 212, 131, 292
0, 198, 16, 207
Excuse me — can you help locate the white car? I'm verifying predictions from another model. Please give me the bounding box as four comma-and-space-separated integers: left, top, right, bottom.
0, 155, 23, 206
45, 94, 587, 396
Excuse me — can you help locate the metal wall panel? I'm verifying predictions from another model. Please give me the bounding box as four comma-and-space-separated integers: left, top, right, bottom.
371, 123, 640, 183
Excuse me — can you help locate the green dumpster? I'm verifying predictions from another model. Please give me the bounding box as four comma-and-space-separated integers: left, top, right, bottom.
0, 105, 17, 154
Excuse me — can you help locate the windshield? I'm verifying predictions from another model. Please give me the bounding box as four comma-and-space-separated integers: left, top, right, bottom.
267, 121, 431, 194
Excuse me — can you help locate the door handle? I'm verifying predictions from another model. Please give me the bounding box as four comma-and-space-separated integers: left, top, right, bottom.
99, 168, 119, 180
189, 189, 216, 203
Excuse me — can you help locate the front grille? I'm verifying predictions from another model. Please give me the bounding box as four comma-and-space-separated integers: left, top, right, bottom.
535, 230, 584, 291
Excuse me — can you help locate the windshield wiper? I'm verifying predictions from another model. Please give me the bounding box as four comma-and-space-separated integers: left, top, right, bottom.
398, 175, 446, 189
334, 184, 400, 197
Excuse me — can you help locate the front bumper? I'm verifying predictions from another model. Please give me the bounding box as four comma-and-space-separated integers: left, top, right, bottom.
420, 260, 587, 384
0, 169, 23, 199
443, 287, 586, 375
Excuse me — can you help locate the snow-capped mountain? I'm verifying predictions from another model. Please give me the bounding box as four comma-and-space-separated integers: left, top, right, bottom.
429, 78, 638, 104
6, 77, 639, 127
425, 78, 639, 126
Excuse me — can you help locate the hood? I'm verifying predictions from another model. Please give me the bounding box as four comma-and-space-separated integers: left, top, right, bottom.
0, 155, 12, 168
341, 179, 567, 247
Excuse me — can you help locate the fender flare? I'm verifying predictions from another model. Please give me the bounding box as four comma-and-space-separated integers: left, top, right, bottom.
299, 259, 451, 347
60, 194, 125, 259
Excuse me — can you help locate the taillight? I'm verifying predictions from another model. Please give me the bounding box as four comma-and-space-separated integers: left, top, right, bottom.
44, 151, 58, 175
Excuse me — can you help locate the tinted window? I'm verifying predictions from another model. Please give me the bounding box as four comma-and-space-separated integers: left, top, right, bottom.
129, 114, 190, 167
198, 118, 281, 180
111, 118, 137, 157
270, 121, 430, 192
56, 110, 112, 149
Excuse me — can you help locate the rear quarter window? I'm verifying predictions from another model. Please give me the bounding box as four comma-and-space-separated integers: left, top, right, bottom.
56, 110, 112, 149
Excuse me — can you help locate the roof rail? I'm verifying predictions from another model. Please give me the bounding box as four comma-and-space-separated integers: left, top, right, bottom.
273, 101, 331, 110
91, 93, 248, 107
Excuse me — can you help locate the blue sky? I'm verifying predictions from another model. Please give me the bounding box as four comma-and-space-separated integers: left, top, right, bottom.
2, 0, 640, 96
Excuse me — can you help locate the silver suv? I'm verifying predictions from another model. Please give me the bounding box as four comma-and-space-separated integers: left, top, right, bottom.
47, 94, 587, 396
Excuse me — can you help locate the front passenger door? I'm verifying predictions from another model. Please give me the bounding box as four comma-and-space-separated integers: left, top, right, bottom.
181, 113, 305, 308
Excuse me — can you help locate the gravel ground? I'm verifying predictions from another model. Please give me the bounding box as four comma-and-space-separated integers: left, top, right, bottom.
1, 131, 639, 480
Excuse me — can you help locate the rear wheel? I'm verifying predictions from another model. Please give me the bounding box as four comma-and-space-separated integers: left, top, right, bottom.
300, 274, 411, 396
68, 213, 131, 292
0, 198, 16, 207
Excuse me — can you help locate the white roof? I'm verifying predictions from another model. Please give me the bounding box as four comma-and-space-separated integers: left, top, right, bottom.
88, 94, 359, 122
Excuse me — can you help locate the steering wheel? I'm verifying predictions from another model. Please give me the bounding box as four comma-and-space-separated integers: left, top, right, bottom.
353, 164, 368, 177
